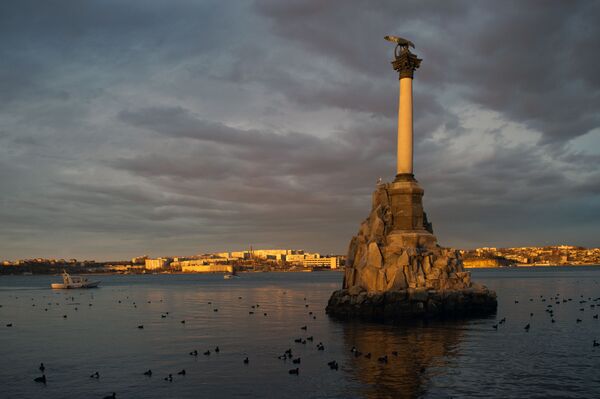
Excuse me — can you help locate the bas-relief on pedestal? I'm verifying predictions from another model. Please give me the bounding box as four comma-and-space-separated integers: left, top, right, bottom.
326, 37, 497, 321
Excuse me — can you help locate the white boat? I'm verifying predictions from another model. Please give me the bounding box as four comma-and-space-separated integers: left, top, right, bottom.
51, 271, 100, 289
223, 272, 240, 280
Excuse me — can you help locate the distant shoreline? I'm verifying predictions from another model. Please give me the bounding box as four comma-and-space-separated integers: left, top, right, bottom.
464, 263, 600, 269
4, 266, 600, 277
1, 269, 346, 276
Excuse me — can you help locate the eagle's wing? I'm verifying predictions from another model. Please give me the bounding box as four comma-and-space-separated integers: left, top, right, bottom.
384, 35, 415, 49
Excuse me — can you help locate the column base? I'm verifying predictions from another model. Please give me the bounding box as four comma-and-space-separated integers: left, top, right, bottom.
394, 173, 416, 182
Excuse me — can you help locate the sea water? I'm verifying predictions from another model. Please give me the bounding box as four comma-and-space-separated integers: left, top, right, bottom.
1, 268, 599, 398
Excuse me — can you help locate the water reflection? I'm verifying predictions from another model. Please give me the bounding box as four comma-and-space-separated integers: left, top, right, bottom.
339, 321, 465, 399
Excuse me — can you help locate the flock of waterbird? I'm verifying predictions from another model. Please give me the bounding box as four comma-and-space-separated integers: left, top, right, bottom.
3, 289, 339, 398
2, 281, 600, 398
500, 293, 600, 335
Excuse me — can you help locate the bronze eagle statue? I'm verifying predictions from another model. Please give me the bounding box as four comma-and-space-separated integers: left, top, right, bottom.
384, 35, 415, 49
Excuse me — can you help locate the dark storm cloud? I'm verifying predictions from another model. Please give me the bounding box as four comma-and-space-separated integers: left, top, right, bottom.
254, 0, 600, 143
0, 0, 598, 260
0, 0, 240, 112
116, 104, 394, 185
118, 106, 318, 149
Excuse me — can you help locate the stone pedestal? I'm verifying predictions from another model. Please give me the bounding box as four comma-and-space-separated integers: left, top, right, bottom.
327, 182, 497, 322
388, 173, 432, 233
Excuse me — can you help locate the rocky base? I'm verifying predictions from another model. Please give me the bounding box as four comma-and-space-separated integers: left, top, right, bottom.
343, 180, 474, 294
333, 177, 499, 322
326, 286, 497, 322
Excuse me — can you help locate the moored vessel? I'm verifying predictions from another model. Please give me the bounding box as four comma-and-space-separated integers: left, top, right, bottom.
51, 271, 100, 289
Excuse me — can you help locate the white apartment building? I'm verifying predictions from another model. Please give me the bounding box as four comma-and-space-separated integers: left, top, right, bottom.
302, 257, 339, 269
144, 258, 170, 270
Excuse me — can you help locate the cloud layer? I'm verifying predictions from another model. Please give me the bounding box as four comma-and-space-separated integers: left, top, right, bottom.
1, 0, 599, 260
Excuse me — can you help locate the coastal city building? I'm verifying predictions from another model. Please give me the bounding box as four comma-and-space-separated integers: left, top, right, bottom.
3, 246, 598, 275
214, 249, 309, 262
301, 257, 340, 269
180, 264, 233, 273
461, 246, 600, 267
285, 253, 320, 263
170, 258, 226, 268
144, 258, 170, 270
139, 249, 341, 273
131, 255, 148, 265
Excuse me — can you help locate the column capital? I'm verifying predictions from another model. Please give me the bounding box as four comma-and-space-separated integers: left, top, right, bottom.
391, 47, 422, 79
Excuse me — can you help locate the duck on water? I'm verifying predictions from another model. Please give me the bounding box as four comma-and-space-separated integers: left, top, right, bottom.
223, 269, 240, 280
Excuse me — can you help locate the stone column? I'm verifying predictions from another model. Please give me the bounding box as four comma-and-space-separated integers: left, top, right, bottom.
391, 46, 421, 179
385, 41, 434, 246
397, 77, 413, 175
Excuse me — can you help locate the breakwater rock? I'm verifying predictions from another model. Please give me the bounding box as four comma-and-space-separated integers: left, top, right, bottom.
326, 286, 497, 321
327, 178, 497, 321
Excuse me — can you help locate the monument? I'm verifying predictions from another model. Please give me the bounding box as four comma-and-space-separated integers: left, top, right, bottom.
326, 36, 497, 321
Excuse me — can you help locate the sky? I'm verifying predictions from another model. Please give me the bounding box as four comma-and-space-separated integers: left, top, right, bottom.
1, 0, 599, 261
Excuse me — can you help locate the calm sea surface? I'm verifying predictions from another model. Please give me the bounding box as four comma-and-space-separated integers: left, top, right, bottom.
1, 268, 600, 399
